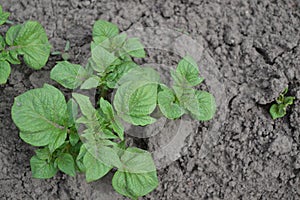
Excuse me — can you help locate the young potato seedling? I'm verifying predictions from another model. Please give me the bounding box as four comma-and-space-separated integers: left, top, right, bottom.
0, 5, 51, 84
51, 40, 71, 61
12, 20, 216, 199
269, 87, 295, 120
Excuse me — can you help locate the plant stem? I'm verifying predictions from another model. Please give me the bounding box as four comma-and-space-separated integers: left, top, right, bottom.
5, 20, 14, 25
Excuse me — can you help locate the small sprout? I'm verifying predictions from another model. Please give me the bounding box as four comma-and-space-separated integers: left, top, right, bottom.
51, 40, 70, 61
269, 87, 295, 120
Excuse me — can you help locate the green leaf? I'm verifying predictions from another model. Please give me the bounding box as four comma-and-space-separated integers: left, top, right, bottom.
282, 87, 288, 95
122, 38, 146, 58
105, 61, 138, 89
112, 170, 158, 199
93, 20, 119, 41
175, 56, 204, 86
190, 91, 216, 121
50, 61, 87, 89
128, 84, 158, 117
11, 84, 68, 147
157, 86, 184, 119
111, 33, 127, 50
112, 147, 158, 198
84, 143, 123, 169
70, 132, 80, 146
114, 83, 158, 126
83, 151, 112, 182
56, 153, 76, 177
173, 85, 199, 115
0, 35, 5, 50
30, 156, 58, 179
5, 24, 22, 45
80, 76, 99, 90
99, 98, 114, 120
97, 33, 128, 53
67, 99, 78, 127
48, 127, 67, 152
114, 140, 126, 157
7, 50, 20, 64
76, 145, 87, 172
111, 117, 124, 141
102, 128, 119, 139
0, 60, 11, 84
35, 147, 51, 160
6, 21, 51, 69
91, 45, 117, 72
64, 40, 70, 52
99, 98, 124, 140
62, 52, 71, 60
270, 104, 286, 119
117, 67, 160, 86
120, 147, 156, 173
114, 67, 160, 126
72, 93, 97, 118
284, 96, 295, 106
19, 131, 52, 147
0, 5, 10, 25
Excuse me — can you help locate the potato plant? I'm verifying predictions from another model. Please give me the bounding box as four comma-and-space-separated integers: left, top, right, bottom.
11, 20, 216, 199
0, 5, 51, 84
269, 88, 295, 119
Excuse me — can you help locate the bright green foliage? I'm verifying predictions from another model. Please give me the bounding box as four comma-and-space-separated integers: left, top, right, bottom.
5, 21, 51, 69
270, 88, 295, 119
118, 147, 156, 173
13, 19, 216, 200
157, 56, 216, 121
105, 61, 138, 88
91, 45, 117, 72
80, 75, 99, 89
0, 60, 10, 84
121, 38, 146, 58
12, 84, 68, 149
30, 156, 58, 179
67, 99, 78, 127
112, 171, 158, 200
50, 61, 89, 89
72, 93, 124, 147
0, 5, 9, 25
0, 6, 50, 84
190, 91, 216, 121
112, 147, 158, 199
157, 85, 184, 119
56, 153, 76, 177
113, 67, 160, 126
12, 84, 82, 178
83, 151, 112, 182
175, 55, 204, 86
93, 20, 119, 43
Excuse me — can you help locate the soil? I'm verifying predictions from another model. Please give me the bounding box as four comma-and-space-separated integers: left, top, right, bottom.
0, 0, 300, 199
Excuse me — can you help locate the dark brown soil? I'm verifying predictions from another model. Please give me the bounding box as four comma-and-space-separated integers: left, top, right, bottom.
0, 0, 300, 199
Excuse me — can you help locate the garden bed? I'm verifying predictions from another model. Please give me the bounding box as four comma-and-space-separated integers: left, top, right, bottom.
0, 0, 300, 199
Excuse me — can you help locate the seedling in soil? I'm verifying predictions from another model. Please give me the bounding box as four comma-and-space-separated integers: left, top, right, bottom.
12, 20, 216, 199
0, 5, 51, 84
269, 87, 295, 119
51, 40, 71, 61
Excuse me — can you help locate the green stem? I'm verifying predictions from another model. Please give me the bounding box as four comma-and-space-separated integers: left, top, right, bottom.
5, 20, 14, 25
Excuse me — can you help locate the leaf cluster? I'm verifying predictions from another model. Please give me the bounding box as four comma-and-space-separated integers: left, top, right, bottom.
0, 5, 51, 84
12, 19, 216, 199
269, 88, 295, 119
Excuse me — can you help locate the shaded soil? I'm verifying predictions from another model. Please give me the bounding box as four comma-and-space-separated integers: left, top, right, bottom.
0, 0, 300, 199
